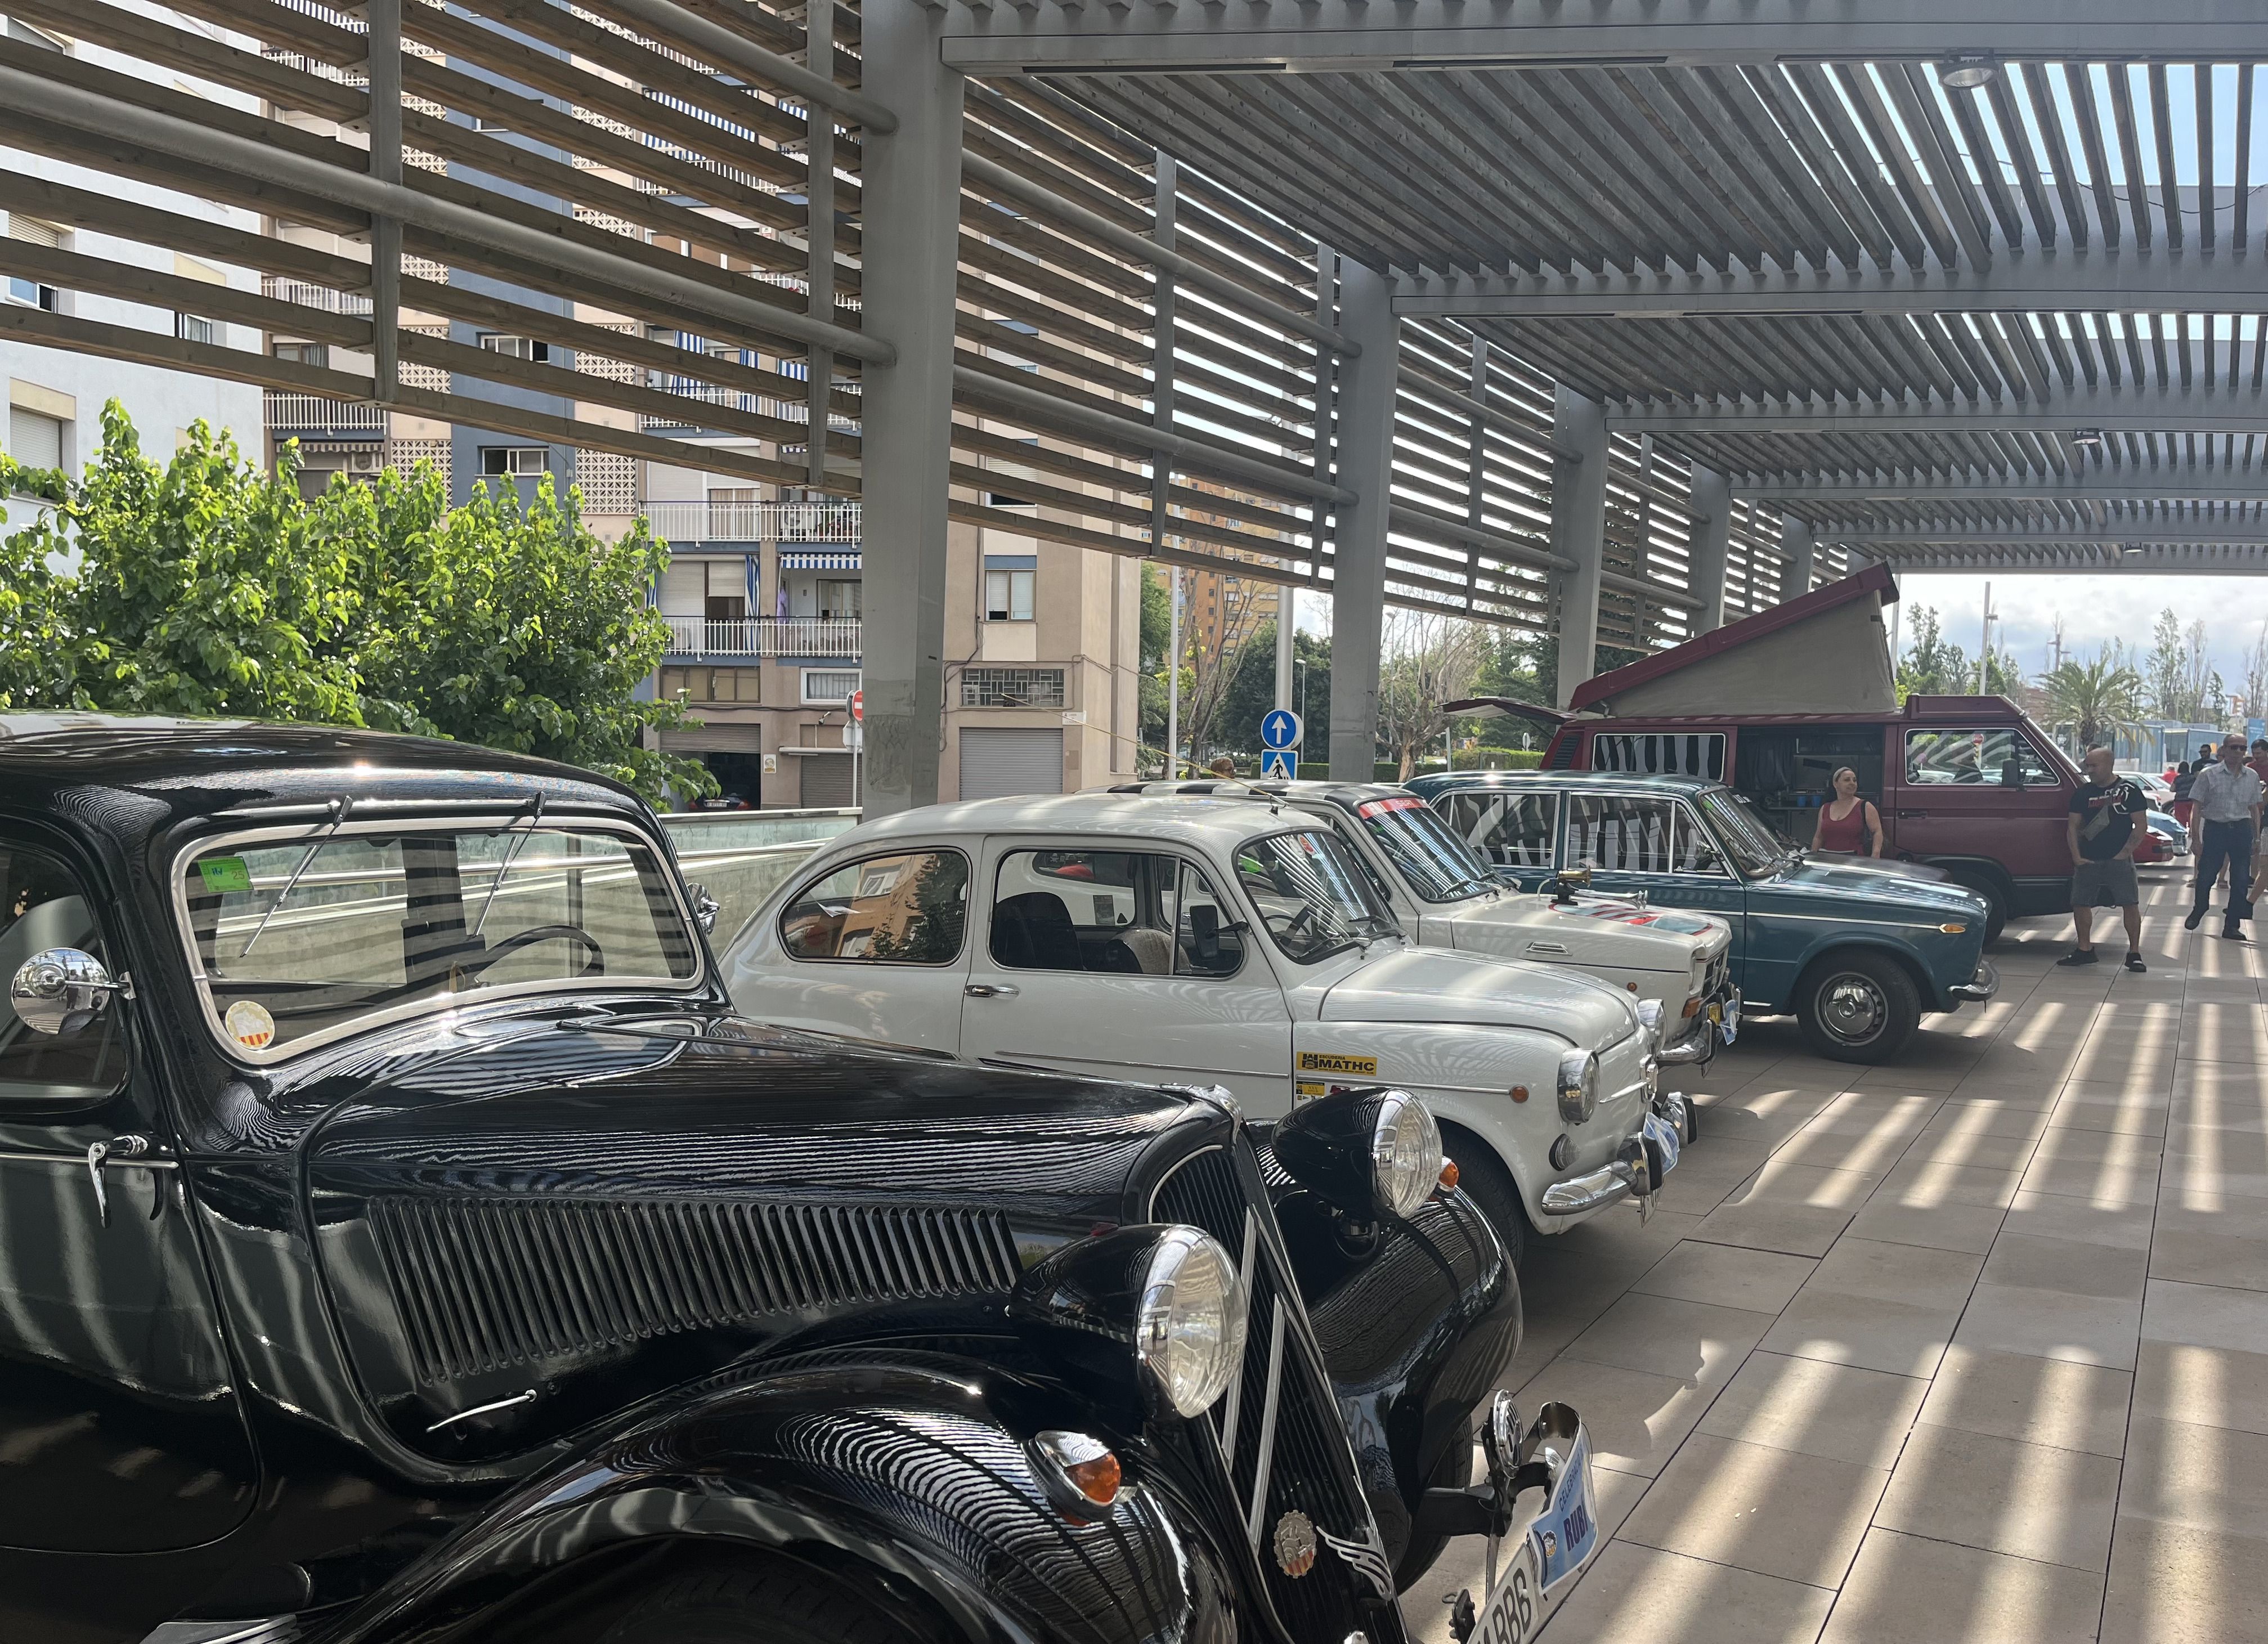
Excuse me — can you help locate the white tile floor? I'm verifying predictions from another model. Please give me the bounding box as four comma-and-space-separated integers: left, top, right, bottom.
1413, 865, 2268, 1644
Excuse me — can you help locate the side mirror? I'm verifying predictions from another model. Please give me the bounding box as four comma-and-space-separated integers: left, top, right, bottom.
10, 948, 125, 1036
690, 883, 720, 935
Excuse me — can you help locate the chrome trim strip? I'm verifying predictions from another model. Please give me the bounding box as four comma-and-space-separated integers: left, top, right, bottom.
1217, 1204, 1259, 1462
1243, 1303, 1289, 1551
0, 1149, 177, 1170
1749, 910, 1984, 930
1539, 1161, 1638, 1216
425, 1389, 538, 1433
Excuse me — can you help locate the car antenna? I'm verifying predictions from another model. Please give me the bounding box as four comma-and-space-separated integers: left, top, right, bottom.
237, 795, 354, 958
472, 791, 546, 938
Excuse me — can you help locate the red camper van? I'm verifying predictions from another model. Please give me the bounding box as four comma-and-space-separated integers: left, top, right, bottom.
1473, 568, 2085, 942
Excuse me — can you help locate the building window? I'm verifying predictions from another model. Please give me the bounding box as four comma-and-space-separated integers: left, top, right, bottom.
480, 446, 549, 477
660, 666, 761, 704
272, 341, 328, 368
817, 577, 862, 619
176, 313, 216, 346
7, 405, 66, 475
960, 668, 1065, 709
478, 333, 550, 363
802, 668, 861, 704
983, 555, 1036, 622
5, 212, 62, 311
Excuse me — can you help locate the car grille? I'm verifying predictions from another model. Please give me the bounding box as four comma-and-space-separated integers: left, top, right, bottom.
370, 1195, 1021, 1383
1702, 949, 1731, 1004
1151, 1146, 1388, 1630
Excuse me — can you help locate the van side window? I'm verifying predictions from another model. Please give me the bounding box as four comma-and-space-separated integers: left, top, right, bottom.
1566, 795, 1676, 875
1590, 732, 1726, 782
1904, 729, 2058, 789
781, 850, 969, 962
1440, 790, 1558, 868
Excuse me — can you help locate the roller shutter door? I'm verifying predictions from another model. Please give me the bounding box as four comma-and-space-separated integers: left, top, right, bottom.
958, 728, 1064, 800
800, 753, 854, 808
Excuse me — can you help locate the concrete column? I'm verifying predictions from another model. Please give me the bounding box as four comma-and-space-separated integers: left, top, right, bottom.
1274, 585, 1296, 714
366, 0, 402, 403
802, 5, 835, 489
856, 1, 962, 815
1327, 258, 1396, 784
1688, 465, 1731, 633
1549, 386, 1607, 707
1780, 515, 1817, 603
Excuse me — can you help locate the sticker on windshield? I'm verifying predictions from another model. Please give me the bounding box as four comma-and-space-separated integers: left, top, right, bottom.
198, 856, 253, 894
1298, 1050, 1378, 1077
224, 999, 276, 1051
1355, 797, 1427, 819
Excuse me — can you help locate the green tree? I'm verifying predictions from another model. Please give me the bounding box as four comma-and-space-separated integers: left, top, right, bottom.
1894, 604, 1970, 701
1137, 564, 1173, 749
1216, 620, 1331, 754
2038, 650, 2146, 750
0, 404, 710, 805
2146, 607, 2187, 718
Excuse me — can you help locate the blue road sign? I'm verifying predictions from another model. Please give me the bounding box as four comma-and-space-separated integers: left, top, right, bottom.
1260, 748, 1299, 781
1261, 707, 1304, 750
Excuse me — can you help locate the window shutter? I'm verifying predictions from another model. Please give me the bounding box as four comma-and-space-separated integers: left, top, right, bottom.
8, 407, 64, 469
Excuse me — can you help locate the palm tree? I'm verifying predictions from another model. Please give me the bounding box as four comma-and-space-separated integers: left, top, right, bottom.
2038, 652, 2146, 752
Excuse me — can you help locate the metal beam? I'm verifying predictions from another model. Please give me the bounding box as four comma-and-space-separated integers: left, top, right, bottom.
1872, 547, 2268, 573
365, 0, 401, 407
1621, 387, 2268, 436
1329, 258, 1397, 784
1828, 526, 2268, 548
1400, 251, 2268, 321
0, 62, 893, 365
936, 2, 2268, 75
595, 0, 897, 132
1743, 471, 2268, 503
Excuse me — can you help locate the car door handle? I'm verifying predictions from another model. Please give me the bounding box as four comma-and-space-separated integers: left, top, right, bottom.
964, 983, 1020, 999
1525, 941, 1571, 956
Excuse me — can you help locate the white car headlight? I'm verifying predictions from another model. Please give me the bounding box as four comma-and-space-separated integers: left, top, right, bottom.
1557, 1049, 1599, 1125
1370, 1090, 1444, 1219
1136, 1227, 1248, 1417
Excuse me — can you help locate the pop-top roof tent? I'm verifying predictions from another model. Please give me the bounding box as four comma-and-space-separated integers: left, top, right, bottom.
1567, 564, 1902, 717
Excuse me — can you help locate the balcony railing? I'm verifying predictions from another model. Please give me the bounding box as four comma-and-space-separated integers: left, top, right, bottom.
642, 500, 862, 544
264, 391, 385, 437
664, 616, 861, 659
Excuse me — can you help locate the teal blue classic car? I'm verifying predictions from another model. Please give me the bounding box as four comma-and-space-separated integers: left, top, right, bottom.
1406, 771, 1998, 1063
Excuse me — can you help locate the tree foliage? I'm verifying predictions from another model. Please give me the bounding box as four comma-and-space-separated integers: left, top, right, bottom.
0, 404, 711, 804
1217, 620, 1330, 753
1378, 612, 1490, 779
2038, 650, 2146, 750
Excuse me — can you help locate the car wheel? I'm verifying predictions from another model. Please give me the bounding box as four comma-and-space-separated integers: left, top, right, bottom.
1796, 951, 1921, 1064
1946, 873, 2007, 943
597, 1557, 939, 1644
1440, 1128, 1527, 1270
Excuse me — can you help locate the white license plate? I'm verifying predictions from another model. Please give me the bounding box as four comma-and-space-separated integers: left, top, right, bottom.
1710, 996, 1740, 1044
1468, 1424, 1599, 1641
1468, 1536, 1544, 1644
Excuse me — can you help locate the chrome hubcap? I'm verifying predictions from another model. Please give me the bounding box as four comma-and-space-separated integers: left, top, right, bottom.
1821, 975, 1888, 1043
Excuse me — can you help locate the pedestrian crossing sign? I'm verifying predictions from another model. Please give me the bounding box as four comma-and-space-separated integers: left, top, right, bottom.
1260, 749, 1298, 780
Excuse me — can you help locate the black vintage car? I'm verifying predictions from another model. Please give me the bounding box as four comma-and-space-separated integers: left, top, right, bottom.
0, 718, 1572, 1644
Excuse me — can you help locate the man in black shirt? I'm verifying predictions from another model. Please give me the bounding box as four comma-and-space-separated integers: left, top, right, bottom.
2062, 745, 2149, 970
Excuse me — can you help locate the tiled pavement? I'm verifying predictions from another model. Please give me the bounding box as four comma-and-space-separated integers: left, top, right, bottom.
1416, 866, 2268, 1644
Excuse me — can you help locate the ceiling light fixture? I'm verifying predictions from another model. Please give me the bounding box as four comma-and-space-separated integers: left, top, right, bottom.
1937, 53, 1999, 91
2072, 429, 2106, 452
2120, 543, 2146, 557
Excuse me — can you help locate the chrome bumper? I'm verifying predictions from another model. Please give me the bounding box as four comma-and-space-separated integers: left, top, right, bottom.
1949, 957, 2001, 1002
1539, 1094, 1688, 1217
1657, 1013, 1714, 1066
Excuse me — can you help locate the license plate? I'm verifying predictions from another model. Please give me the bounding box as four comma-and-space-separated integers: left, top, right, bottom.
1644, 1110, 1682, 1177
1468, 1535, 1543, 1644
1467, 1424, 1599, 1641
1709, 997, 1740, 1045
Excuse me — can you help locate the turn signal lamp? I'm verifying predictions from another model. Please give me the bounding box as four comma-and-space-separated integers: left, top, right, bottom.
1437, 1158, 1461, 1192
1031, 1431, 1122, 1517
1939, 922, 1969, 934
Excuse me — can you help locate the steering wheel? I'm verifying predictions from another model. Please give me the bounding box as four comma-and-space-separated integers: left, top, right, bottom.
471, 925, 606, 979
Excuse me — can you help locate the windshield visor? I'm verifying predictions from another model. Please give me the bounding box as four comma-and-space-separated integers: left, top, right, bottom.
1234, 829, 1396, 965
179, 822, 700, 1059
1352, 794, 1497, 902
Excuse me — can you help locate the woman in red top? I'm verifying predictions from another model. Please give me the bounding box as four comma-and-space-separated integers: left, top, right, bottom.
1813, 765, 1885, 857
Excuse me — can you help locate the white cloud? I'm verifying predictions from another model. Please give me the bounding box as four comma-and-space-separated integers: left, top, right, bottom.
1892, 573, 2268, 682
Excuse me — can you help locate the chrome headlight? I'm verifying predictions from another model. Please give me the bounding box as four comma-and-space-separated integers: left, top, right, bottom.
1635, 997, 1665, 1042
1557, 1049, 1599, 1125
1136, 1227, 1248, 1417
1370, 1090, 1444, 1219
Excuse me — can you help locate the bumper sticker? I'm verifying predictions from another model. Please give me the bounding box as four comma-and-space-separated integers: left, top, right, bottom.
1297, 1051, 1378, 1078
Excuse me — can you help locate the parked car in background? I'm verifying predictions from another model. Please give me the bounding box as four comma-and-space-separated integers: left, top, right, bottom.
1409, 771, 1998, 1064
0, 716, 1586, 1643
1108, 778, 1736, 1066
2146, 809, 2188, 859
724, 793, 1693, 1267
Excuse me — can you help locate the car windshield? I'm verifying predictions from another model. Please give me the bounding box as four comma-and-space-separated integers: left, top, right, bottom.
178, 820, 700, 1059
1698, 790, 1788, 878
1347, 794, 1498, 902
1231, 828, 1399, 964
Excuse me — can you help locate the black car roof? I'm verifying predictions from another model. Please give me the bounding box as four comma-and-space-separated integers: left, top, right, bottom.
0, 715, 647, 849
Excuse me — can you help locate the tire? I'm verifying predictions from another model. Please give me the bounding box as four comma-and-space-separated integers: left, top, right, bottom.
1944, 872, 2008, 944
1796, 949, 1922, 1064
1440, 1128, 1527, 1270
597, 1556, 938, 1644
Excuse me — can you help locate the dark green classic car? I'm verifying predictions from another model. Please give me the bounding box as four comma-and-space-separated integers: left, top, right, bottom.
1407, 772, 1998, 1064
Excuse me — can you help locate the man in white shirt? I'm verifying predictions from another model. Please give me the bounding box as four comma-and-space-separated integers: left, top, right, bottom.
2185, 736, 2266, 940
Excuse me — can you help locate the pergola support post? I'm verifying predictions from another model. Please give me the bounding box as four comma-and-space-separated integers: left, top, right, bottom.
857, 2, 962, 814
803, 3, 835, 489
366, 0, 401, 406
1688, 464, 1731, 632
1549, 386, 1608, 707
1780, 516, 1817, 602
1328, 258, 1396, 785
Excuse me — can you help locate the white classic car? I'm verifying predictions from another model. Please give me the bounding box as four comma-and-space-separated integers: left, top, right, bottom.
1108, 779, 1738, 1065
721, 792, 1690, 1262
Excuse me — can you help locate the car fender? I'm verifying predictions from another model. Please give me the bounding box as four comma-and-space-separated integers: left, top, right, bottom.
322, 1359, 1236, 1644
1782, 929, 1956, 1012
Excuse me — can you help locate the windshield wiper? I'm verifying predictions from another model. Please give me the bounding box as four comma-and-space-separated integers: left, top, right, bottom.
238, 795, 353, 958
471, 792, 545, 938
